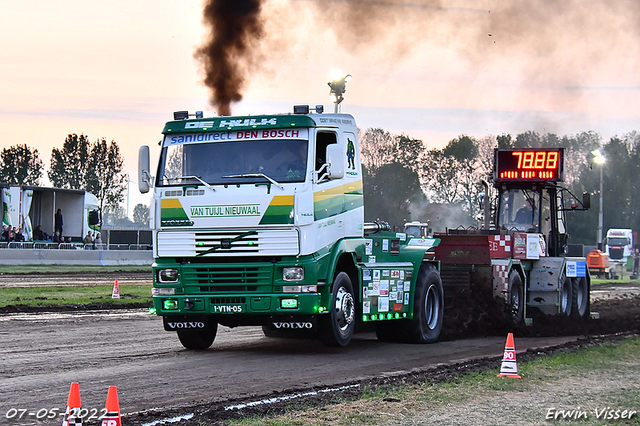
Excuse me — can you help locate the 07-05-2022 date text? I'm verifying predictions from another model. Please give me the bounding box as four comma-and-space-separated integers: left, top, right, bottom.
5, 407, 108, 420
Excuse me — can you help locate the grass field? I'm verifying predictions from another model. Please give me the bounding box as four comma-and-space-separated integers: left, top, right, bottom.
0, 285, 152, 308
0, 265, 152, 308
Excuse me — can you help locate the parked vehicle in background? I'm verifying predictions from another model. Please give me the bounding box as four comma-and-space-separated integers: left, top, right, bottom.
605, 228, 635, 263
1, 185, 100, 242
404, 221, 432, 238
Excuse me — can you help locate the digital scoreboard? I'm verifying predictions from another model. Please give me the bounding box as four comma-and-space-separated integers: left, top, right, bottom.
494, 148, 564, 183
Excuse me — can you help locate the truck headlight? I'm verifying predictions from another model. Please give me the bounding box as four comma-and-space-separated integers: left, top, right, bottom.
283, 266, 304, 281
283, 285, 317, 293
152, 287, 175, 296
158, 268, 179, 283
163, 299, 179, 310
281, 298, 298, 309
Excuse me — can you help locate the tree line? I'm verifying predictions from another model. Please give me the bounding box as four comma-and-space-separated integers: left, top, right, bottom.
360, 128, 640, 246
0, 135, 149, 227
4, 128, 638, 243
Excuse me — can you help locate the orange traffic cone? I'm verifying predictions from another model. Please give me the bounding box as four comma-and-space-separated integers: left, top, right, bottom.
101, 386, 122, 426
497, 332, 521, 378
111, 279, 120, 299
61, 382, 82, 426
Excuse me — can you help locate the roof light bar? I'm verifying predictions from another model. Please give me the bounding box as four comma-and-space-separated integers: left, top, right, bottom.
293, 105, 324, 115
173, 111, 205, 120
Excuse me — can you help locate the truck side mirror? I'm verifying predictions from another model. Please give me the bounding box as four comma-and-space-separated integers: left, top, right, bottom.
582, 192, 590, 209
139, 146, 151, 193
88, 210, 100, 226
326, 144, 344, 179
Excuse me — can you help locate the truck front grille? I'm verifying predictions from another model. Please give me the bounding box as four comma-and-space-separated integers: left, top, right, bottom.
157, 229, 299, 257
609, 247, 624, 260
181, 263, 273, 292
210, 297, 246, 304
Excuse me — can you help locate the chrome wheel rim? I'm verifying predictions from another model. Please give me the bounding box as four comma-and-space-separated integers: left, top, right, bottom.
334, 286, 355, 331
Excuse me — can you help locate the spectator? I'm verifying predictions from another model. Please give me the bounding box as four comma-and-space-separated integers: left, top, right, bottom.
34, 225, 45, 240
2, 225, 10, 242
94, 232, 102, 250
83, 231, 93, 248
54, 208, 63, 236
13, 228, 25, 242
52, 230, 61, 243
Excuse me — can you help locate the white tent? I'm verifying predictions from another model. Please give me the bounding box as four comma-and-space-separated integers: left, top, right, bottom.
20, 189, 33, 240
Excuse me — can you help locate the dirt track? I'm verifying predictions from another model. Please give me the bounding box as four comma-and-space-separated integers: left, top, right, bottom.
0, 275, 639, 426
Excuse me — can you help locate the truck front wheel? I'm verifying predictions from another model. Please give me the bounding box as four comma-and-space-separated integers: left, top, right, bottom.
319, 271, 356, 347
177, 321, 218, 350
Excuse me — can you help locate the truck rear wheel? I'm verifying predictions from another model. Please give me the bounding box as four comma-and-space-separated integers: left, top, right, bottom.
319, 271, 356, 347
571, 276, 590, 318
559, 275, 573, 316
177, 321, 218, 350
508, 271, 524, 325
403, 264, 444, 343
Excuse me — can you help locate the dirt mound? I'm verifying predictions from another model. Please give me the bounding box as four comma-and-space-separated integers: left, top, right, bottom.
0, 301, 149, 314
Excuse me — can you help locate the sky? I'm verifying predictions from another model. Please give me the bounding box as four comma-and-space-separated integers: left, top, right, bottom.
1, 0, 640, 216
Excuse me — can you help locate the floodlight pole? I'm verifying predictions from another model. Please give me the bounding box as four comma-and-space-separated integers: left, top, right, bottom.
590, 149, 605, 250
597, 163, 603, 250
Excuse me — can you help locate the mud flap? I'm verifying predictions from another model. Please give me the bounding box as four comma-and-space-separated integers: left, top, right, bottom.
163, 315, 213, 331
266, 315, 317, 331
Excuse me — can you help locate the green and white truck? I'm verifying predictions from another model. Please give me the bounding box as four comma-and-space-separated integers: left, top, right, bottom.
139, 106, 444, 349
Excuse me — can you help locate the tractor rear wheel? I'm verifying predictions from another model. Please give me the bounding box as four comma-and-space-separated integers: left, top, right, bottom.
508, 271, 524, 325
559, 275, 573, 316
571, 276, 590, 318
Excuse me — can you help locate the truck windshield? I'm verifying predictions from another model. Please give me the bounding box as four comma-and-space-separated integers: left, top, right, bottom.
498, 189, 541, 231
607, 237, 630, 246
405, 226, 422, 238
157, 138, 309, 186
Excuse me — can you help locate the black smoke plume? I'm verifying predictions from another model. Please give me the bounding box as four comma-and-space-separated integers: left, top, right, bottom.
195, 0, 264, 116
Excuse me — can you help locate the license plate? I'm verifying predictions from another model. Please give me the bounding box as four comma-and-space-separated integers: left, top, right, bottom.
212, 304, 245, 314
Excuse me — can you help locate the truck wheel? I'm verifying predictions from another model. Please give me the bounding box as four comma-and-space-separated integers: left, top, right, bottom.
559, 275, 573, 316
177, 322, 218, 350
262, 325, 280, 338
571, 277, 590, 318
262, 325, 315, 339
319, 271, 356, 347
508, 271, 524, 325
404, 264, 444, 343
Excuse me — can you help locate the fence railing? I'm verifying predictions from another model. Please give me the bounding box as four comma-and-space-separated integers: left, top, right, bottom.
0, 242, 151, 251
